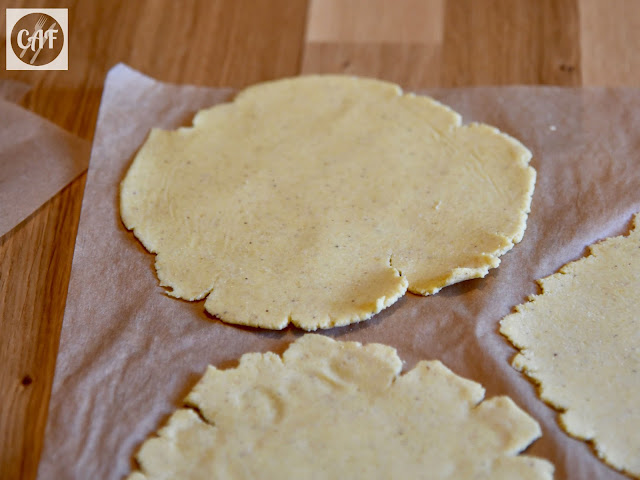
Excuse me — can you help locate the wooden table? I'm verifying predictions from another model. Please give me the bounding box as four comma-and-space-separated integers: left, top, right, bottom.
1, 1, 638, 478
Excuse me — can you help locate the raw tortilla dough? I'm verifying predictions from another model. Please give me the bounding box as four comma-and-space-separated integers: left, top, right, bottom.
121, 75, 535, 330
127, 334, 553, 480
500, 213, 640, 478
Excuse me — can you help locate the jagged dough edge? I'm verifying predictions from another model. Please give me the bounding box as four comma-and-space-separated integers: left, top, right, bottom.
500, 212, 640, 478
121, 75, 535, 330
127, 335, 553, 480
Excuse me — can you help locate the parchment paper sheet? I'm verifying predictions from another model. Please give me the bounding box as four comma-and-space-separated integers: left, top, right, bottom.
39, 64, 640, 480
0, 80, 90, 238
0, 78, 30, 104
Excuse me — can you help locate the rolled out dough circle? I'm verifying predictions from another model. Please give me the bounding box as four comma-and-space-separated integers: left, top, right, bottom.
121, 75, 535, 329
501, 213, 640, 478
128, 334, 553, 480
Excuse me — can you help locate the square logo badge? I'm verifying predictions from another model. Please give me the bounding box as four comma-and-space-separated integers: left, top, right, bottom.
6, 8, 68, 70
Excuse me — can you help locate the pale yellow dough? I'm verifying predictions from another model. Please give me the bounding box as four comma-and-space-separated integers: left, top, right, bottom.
501, 213, 640, 478
127, 335, 552, 480
121, 75, 535, 330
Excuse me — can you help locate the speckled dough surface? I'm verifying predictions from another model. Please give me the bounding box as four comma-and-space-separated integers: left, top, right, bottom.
501, 213, 640, 478
127, 335, 552, 480
121, 75, 535, 329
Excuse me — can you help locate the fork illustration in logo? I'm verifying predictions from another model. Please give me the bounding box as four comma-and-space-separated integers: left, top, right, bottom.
10, 12, 63, 67
16, 14, 60, 65
6, 8, 68, 70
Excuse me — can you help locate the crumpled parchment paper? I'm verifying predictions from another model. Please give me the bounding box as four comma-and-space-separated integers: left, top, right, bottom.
38, 64, 640, 480
0, 79, 90, 238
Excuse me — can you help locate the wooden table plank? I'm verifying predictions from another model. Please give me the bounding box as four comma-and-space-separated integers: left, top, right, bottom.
303, 0, 444, 87
580, 0, 640, 86
439, 0, 581, 86
0, 1, 309, 478
303, 0, 581, 87
307, 0, 444, 44
1, 1, 639, 479
0, 178, 85, 480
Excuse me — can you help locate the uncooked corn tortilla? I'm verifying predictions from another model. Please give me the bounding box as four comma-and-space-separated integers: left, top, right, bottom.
127, 334, 553, 480
500, 212, 640, 478
120, 75, 535, 330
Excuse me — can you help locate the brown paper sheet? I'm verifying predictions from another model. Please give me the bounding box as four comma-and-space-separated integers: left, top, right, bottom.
0, 83, 90, 238
39, 64, 640, 480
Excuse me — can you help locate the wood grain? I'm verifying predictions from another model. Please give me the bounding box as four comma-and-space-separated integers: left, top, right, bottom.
1, 1, 639, 479
0, 178, 85, 480
307, 0, 444, 43
302, 43, 444, 88
303, 0, 582, 87
303, 0, 445, 86
439, 0, 581, 86
580, 0, 640, 85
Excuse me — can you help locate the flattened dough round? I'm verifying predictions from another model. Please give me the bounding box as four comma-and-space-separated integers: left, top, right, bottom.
121, 75, 535, 330
501, 213, 640, 478
127, 334, 552, 480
